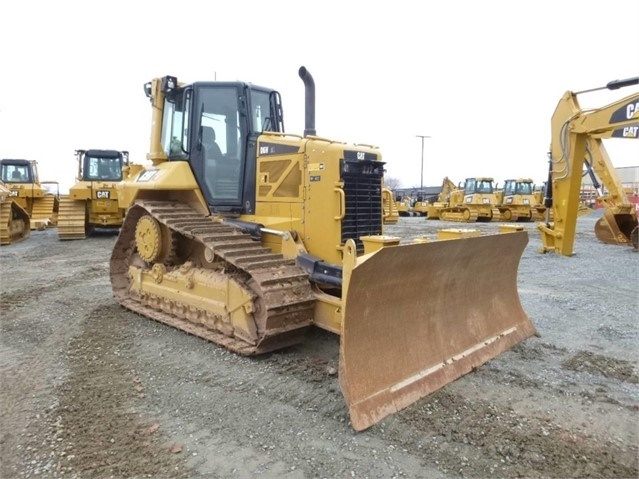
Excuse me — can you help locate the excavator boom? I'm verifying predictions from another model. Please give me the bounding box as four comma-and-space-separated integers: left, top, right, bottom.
539, 77, 639, 255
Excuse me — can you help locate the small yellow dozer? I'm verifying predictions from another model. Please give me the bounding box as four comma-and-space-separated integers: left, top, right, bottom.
0, 180, 30, 245
0, 158, 59, 230
110, 67, 536, 430
58, 149, 132, 240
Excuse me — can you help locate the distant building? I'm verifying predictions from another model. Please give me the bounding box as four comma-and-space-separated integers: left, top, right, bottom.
581, 165, 639, 190
580, 165, 639, 209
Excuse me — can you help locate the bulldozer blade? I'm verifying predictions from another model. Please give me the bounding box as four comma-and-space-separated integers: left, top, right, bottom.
339, 231, 536, 431
594, 209, 638, 246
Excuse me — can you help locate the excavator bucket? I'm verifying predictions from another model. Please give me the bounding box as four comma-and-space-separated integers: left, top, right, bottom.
594, 209, 638, 246
339, 231, 536, 431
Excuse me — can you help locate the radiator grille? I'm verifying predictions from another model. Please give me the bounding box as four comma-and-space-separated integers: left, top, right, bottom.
341, 159, 384, 253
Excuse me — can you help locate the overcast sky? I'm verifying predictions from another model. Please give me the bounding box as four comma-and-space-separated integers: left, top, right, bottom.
2, 0, 638, 193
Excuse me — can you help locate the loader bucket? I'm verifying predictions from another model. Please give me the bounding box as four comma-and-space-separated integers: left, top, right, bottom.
594, 210, 638, 246
339, 231, 536, 431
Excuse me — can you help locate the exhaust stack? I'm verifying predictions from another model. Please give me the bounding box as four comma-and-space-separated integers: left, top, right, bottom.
298, 66, 316, 137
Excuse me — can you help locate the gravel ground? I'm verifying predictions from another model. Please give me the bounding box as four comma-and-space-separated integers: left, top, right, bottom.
0, 210, 637, 479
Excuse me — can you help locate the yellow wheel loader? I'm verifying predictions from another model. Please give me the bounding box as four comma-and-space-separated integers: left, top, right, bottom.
110, 67, 536, 431
539, 76, 639, 256
0, 180, 30, 245
58, 149, 132, 240
0, 159, 60, 230
431, 177, 502, 222
496, 178, 546, 222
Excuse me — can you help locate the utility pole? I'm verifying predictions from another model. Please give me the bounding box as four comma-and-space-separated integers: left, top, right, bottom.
416, 135, 431, 190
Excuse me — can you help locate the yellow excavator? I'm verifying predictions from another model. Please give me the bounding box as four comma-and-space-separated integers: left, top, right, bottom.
539, 76, 639, 255
109, 67, 536, 431
426, 177, 456, 219
58, 149, 132, 240
0, 158, 59, 229
0, 180, 30, 245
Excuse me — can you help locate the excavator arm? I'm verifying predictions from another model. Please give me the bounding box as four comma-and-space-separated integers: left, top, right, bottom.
538, 77, 639, 256
439, 176, 456, 201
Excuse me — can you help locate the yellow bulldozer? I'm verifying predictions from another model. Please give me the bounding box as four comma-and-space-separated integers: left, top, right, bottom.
539, 76, 639, 255
393, 189, 430, 217
394, 194, 413, 217
412, 195, 430, 217
428, 177, 502, 222
0, 180, 30, 245
109, 67, 536, 431
57, 149, 133, 240
496, 178, 546, 222
0, 158, 59, 230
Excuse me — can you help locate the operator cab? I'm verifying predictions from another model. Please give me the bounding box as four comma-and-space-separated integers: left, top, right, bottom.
78, 149, 128, 182
504, 179, 534, 196
0, 159, 37, 184
464, 177, 495, 194
150, 76, 285, 215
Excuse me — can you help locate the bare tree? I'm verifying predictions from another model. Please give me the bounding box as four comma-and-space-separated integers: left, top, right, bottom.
384, 177, 402, 191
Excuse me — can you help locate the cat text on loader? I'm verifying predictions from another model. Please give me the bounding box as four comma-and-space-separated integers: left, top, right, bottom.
0, 180, 30, 245
0, 159, 60, 229
110, 67, 536, 431
539, 76, 639, 255
58, 149, 133, 240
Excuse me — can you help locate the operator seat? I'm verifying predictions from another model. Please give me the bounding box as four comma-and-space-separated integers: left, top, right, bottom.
202, 126, 223, 160
11, 170, 24, 182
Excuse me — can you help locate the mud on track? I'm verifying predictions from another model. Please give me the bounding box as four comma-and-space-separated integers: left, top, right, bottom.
1, 212, 637, 478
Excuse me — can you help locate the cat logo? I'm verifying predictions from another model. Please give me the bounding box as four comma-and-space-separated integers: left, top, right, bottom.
96, 190, 110, 199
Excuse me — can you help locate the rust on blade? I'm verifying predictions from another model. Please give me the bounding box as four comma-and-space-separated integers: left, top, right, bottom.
339, 231, 536, 431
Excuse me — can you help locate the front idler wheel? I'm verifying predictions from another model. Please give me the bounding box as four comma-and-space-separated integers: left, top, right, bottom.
134, 215, 177, 263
